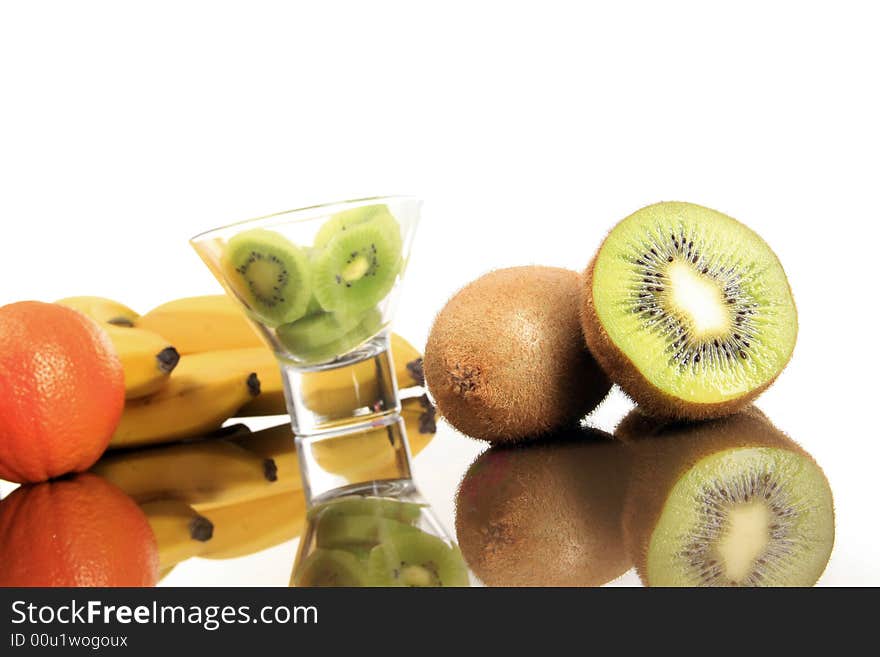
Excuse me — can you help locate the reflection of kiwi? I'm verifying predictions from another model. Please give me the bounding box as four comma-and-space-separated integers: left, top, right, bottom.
222, 228, 312, 326
454, 427, 631, 586
314, 204, 400, 250
315, 515, 419, 549
425, 267, 610, 443
618, 408, 834, 587
312, 220, 402, 314
367, 531, 470, 587
277, 308, 384, 364
309, 496, 424, 523
582, 201, 798, 420
294, 548, 368, 587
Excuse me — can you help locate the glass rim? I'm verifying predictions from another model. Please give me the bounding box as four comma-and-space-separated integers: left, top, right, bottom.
190, 195, 421, 243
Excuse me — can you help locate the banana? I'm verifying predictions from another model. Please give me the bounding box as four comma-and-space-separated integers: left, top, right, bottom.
136, 295, 265, 354
198, 492, 307, 560
158, 566, 175, 583
106, 325, 180, 399
92, 439, 279, 507
56, 295, 140, 327
56, 297, 178, 398
141, 499, 214, 570
110, 351, 262, 448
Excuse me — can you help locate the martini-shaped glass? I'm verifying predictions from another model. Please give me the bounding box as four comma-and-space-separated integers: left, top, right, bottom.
192, 197, 469, 587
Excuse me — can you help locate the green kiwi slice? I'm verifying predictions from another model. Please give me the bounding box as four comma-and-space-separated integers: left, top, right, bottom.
366, 532, 470, 587
308, 496, 425, 524
582, 201, 798, 419
222, 228, 312, 327
315, 514, 420, 550
312, 217, 402, 314
294, 548, 368, 587
277, 307, 384, 364
313, 203, 400, 250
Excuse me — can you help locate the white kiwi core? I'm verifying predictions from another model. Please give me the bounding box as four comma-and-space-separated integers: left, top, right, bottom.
714, 501, 771, 583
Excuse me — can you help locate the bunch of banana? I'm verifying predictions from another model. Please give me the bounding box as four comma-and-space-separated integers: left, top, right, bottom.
103, 396, 437, 572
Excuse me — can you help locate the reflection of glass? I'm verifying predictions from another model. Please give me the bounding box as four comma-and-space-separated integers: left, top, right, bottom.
192, 197, 469, 586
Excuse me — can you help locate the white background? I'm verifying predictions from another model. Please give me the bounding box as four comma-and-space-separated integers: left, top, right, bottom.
1, 1, 878, 586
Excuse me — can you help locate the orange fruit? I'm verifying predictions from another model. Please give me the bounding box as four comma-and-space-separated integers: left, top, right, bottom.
0, 301, 125, 483
0, 473, 159, 586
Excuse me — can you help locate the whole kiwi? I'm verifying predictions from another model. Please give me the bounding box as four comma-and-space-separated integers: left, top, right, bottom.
454, 427, 631, 587
617, 407, 835, 587
424, 266, 610, 443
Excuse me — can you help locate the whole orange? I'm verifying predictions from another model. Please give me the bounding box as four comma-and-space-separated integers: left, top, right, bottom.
0, 473, 159, 586
0, 301, 125, 483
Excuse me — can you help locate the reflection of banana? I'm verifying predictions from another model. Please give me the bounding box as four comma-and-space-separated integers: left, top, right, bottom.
110, 351, 261, 448
198, 492, 307, 560
229, 397, 436, 497
92, 440, 278, 507
137, 295, 265, 354
297, 333, 424, 417
141, 499, 214, 570
56, 296, 140, 327
106, 325, 180, 399
158, 565, 175, 582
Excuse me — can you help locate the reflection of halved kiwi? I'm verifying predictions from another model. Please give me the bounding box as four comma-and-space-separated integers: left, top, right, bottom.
425, 266, 611, 443
366, 531, 470, 587
582, 201, 798, 420
618, 408, 834, 587
454, 427, 631, 586
277, 308, 384, 364
312, 220, 402, 314
222, 228, 312, 327
314, 204, 400, 250
294, 548, 368, 587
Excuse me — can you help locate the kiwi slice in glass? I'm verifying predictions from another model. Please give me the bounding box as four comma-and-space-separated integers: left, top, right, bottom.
276, 307, 384, 364
582, 201, 797, 420
312, 214, 402, 314
618, 408, 835, 587
366, 531, 469, 587
293, 548, 368, 587
313, 203, 400, 250
222, 228, 312, 327
308, 496, 424, 524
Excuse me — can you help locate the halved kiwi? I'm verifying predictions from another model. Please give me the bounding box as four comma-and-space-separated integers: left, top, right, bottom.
424, 266, 610, 443
454, 427, 631, 586
618, 408, 834, 587
293, 548, 368, 587
315, 514, 419, 550
222, 228, 312, 327
366, 531, 469, 587
312, 220, 402, 315
582, 202, 798, 420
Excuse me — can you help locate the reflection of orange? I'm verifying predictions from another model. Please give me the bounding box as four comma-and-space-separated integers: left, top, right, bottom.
0, 473, 159, 587
0, 301, 125, 483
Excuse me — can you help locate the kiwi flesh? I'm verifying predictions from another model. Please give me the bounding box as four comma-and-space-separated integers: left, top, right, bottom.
618, 408, 834, 587
582, 201, 798, 420
294, 549, 369, 587
454, 427, 631, 586
314, 203, 400, 250
277, 307, 384, 364
312, 215, 402, 314
222, 228, 312, 327
308, 496, 424, 523
366, 532, 470, 587
315, 515, 420, 549
424, 266, 610, 443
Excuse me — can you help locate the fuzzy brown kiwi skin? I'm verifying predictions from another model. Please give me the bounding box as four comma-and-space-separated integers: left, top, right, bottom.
581, 253, 787, 421
617, 408, 833, 586
425, 266, 611, 444
454, 427, 631, 586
